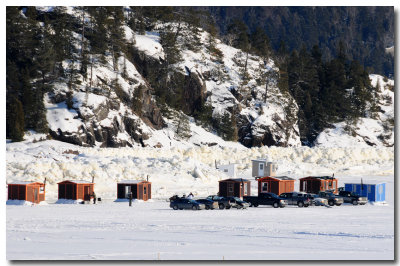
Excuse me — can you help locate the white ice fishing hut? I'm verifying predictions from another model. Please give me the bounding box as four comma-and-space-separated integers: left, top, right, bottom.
251, 159, 277, 178
217, 163, 237, 178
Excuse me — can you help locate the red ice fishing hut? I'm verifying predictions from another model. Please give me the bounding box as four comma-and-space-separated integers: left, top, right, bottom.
218, 178, 251, 198
7, 181, 46, 203
58, 180, 94, 201
257, 176, 295, 195
299, 176, 338, 194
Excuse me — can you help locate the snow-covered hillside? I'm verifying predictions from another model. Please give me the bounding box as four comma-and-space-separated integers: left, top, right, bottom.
38, 7, 300, 149
315, 74, 394, 147
24, 7, 392, 149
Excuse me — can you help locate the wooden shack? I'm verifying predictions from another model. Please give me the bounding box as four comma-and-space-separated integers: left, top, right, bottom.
257, 176, 295, 196
117, 180, 151, 201
299, 176, 338, 194
58, 180, 94, 201
218, 178, 251, 198
8, 181, 45, 203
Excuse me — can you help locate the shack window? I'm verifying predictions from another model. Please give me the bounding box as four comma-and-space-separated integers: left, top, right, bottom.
228, 183, 234, 193
224, 169, 228, 172
259, 164, 264, 170
262, 182, 269, 192
244, 183, 248, 195
144, 186, 147, 195
40, 186, 44, 193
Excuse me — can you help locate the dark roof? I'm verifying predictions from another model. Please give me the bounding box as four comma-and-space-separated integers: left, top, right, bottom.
257, 176, 294, 181
219, 178, 250, 182
118, 180, 150, 184
9, 181, 43, 185
57, 180, 94, 184
272, 176, 295, 181
301, 176, 335, 180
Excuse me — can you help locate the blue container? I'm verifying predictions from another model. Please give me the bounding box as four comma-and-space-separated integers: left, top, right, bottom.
344, 182, 386, 202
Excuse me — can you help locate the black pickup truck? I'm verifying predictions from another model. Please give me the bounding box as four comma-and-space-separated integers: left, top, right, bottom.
243, 193, 287, 208
338, 191, 368, 205
317, 191, 344, 206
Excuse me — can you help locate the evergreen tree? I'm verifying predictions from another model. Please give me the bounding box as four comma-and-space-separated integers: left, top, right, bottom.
6, 96, 25, 141
194, 102, 213, 130
159, 24, 182, 66
132, 85, 144, 116
347, 60, 373, 117
175, 112, 191, 140
250, 26, 271, 61
214, 112, 238, 141
227, 19, 250, 51
50, 7, 75, 62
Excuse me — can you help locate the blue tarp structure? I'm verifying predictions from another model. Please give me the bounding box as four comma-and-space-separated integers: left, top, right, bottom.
344, 182, 386, 202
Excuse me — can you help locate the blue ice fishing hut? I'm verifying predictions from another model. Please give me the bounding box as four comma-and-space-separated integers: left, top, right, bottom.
344, 182, 386, 202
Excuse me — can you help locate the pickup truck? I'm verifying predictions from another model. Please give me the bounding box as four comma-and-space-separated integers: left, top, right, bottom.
317, 191, 344, 206
279, 192, 312, 207
338, 191, 368, 205
243, 193, 287, 208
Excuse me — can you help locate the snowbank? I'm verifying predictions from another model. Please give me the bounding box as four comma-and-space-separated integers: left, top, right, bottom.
6, 200, 34, 206
114, 198, 144, 203
6, 139, 394, 201
55, 199, 83, 204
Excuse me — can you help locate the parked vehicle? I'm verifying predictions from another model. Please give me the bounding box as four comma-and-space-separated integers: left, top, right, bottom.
225, 197, 250, 209
317, 191, 344, 206
206, 195, 232, 209
170, 198, 205, 210
195, 199, 218, 210
244, 193, 287, 208
307, 193, 328, 206
338, 191, 368, 205
279, 192, 311, 207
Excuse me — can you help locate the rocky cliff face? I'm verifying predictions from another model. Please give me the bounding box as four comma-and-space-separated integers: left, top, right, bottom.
125, 24, 301, 148
44, 18, 301, 148
45, 53, 165, 148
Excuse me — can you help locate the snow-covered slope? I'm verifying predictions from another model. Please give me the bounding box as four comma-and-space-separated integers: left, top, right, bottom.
39, 7, 300, 148
157, 24, 300, 147
314, 74, 394, 147
19, 7, 394, 149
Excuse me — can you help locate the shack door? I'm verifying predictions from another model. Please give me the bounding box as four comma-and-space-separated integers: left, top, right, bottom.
84, 186, 90, 201
227, 183, 234, 197
258, 163, 264, 177
34, 188, 38, 203
143, 185, 148, 201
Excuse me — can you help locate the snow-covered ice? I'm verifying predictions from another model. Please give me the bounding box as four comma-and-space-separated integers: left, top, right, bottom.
6, 138, 394, 260
7, 189, 394, 260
